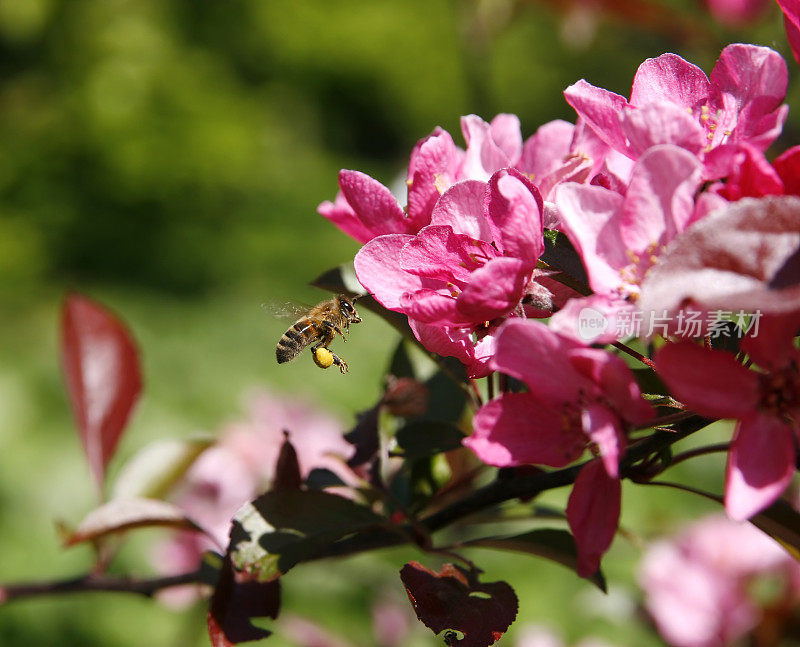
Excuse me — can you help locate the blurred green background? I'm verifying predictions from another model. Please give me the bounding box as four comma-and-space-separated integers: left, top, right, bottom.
0, 0, 796, 645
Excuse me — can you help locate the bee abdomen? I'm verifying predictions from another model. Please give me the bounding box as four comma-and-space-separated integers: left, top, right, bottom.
276, 319, 311, 363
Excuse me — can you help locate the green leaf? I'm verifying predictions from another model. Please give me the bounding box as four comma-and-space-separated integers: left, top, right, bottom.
230, 490, 385, 580
389, 338, 416, 379
395, 421, 465, 461
463, 529, 607, 592
539, 231, 589, 288
424, 361, 469, 421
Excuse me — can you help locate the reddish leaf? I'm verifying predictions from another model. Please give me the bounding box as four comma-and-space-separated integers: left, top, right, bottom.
62, 497, 205, 547
272, 432, 302, 492
60, 294, 142, 489
208, 555, 281, 646
399, 561, 518, 647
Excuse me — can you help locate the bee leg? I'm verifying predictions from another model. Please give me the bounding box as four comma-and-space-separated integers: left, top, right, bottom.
323, 320, 347, 342
311, 343, 348, 373
331, 352, 348, 374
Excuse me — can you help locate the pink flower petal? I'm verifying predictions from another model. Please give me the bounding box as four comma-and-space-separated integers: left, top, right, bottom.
518, 119, 575, 180
566, 459, 621, 577
547, 294, 635, 344
354, 234, 421, 311
456, 257, 530, 322
339, 169, 411, 235
705, 144, 784, 199
489, 113, 524, 163
568, 346, 654, 425
492, 319, 586, 404
564, 80, 631, 156
407, 127, 462, 227
401, 289, 459, 325
777, 0, 800, 66
554, 183, 628, 295
460, 114, 517, 181
430, 180, 492, 242
400, 225, 496, 284
629, 53, 711, 109
466, 393, 584, 467
619, 103, 706, 158
408, 319, 474, 366
620, 144, 703, 250
710, 44, 788, 150
468, 334, 496, 379
725, 414, 796, 521
742, 313, 800, 371
581, 404, 624, 478
486, 169, 544, 266
655, 343, 759, 418
317, 191, 374, 244
774, 144, 800, 195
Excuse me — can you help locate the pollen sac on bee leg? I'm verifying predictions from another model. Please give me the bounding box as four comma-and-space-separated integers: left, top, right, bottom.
312, 347, 335, 369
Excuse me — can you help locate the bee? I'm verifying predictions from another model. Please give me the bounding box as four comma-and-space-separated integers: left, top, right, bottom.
275, 294, 362, 374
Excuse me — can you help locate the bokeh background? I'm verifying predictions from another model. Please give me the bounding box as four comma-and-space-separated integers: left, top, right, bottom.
0, 1, 797, 645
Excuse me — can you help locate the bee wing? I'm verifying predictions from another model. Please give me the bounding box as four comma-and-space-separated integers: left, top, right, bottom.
261, 299, 312, 321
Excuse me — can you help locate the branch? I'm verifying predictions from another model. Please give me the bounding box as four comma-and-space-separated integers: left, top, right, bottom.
315, 415, 713, 561
0, 569, 206, 605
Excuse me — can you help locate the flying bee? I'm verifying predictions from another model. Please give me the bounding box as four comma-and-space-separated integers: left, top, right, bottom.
275, 294, 362, 374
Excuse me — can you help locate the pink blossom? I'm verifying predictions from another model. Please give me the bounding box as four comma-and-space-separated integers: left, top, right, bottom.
354, 168, 546, 373
640, 513, 800, 647
655, 313, 800, 520
465, 320, 652, 574
551, 145, 702, 341
319, 115, 530, 244
564, 44, 788, 165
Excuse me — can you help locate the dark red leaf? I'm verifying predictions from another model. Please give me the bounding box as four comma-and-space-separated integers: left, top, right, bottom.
399, 561, 518, 647
60, 294, 142, 489
271, 432, 302, 492
344, 404, 380, 468
207, 555, 281, 647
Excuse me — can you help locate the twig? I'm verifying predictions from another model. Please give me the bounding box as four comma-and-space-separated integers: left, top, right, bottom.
612, 341, 656, 370
0, 569, 206, 605
669, 442, 730, 467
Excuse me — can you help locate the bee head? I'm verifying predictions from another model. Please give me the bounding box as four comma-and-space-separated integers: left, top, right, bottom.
338, 294, 362, 323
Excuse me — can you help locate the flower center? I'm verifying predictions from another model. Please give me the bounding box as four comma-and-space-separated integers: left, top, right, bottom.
697, 104, 733, 150
758, 358, 800, 425
618, 242, 663, 301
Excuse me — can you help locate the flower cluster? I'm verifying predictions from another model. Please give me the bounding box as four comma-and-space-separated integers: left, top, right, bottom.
321, 43, 800, 575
